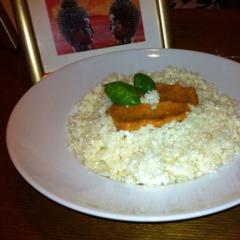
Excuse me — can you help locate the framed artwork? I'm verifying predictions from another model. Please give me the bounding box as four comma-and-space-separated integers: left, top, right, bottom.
12, 0, 172, 83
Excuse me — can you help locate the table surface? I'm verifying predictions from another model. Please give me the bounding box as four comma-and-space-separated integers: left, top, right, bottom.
1, 9, 240, 240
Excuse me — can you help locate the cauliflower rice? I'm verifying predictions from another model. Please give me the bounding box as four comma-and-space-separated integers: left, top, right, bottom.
67, 66, 240, 186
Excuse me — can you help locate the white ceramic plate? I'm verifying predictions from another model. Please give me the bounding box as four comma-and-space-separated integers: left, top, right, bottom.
6, 49, 240, 222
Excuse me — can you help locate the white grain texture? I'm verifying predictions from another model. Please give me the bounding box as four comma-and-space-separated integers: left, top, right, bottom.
67, 67, 240, 186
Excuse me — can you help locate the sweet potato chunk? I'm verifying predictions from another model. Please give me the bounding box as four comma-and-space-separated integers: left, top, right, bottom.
156, 82, 175, 93
107, 101, 190, 131
108, 101, 190, 121
112, 112, 187, 131
156, 82, 199, 106
107, 81, 199, 131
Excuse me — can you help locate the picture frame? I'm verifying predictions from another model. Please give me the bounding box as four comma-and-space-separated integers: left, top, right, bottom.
12, 0, 172, 84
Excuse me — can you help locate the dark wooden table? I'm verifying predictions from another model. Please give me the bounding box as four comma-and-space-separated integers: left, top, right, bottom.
1, 9, 240, 240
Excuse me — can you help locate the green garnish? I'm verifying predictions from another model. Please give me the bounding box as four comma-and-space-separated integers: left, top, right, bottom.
133, 73, 156, 94
104, 73, 157, 106
104, 81, 140, 106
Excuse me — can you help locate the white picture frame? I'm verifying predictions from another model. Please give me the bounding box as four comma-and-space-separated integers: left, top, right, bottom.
12, 0, 172, 83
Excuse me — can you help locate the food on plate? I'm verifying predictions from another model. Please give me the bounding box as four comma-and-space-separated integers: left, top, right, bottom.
105, 74, 199, 131
67, 66, 240, 186
156, 82, 199, 106
107, 101, 190, 131
133, 72, 156, 94
104, 81, 140, 106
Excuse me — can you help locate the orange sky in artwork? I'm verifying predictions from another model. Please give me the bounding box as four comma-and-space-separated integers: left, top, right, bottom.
88, 0, 110, 15
88, 0, 141, 15
49, 0, 141, 19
